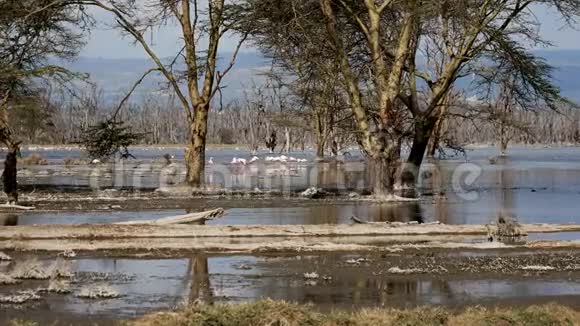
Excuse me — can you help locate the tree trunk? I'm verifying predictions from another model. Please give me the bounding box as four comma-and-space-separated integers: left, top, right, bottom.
427, 115, 445, 158
284, 127, 290, 154
189, 255, 212, 303
314, 110, 326, 159
367, 153, 400, 199
2, 143, 19, 204
186, 104, 209, 187
499, 123, 508, 156
0, 99, 19, 204
316, 142, 325, 158
407, 119, 437, 198
409, 120, 435, 169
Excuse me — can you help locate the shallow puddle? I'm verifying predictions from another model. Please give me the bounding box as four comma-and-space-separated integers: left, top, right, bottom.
3, 253, 580, 324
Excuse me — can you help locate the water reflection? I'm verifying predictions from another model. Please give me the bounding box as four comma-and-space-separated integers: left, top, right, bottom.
497, 168, 515, 219
188, 255, 213, 303
0, 213, 18, 226
5, 254, 580, 321
9, 146, 580, 227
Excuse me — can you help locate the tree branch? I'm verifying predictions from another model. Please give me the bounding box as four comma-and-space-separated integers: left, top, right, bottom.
112, 67, 160, 120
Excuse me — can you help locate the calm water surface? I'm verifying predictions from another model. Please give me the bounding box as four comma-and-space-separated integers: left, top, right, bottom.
4, 146, 580, 226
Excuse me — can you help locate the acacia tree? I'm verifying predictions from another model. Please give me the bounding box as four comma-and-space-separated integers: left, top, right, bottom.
239, 0, 578, 198
0, 0, 87, 203
64, 0, 247, 187
408, 0, 577, 166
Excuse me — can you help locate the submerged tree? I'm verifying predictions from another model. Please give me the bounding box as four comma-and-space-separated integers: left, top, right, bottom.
0, 0, 87, 203
238, 0, 578, 198
78, 120, 142, 160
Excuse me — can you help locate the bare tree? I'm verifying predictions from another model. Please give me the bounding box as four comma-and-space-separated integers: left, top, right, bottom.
236, 0, 350, 158
241, 84, 269, 154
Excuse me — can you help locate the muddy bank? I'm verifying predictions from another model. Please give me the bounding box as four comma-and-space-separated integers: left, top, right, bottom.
5, 187, 360, 212
8, 237, 580, 256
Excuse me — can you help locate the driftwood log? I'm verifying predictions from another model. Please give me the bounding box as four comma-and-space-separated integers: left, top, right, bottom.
2, 221, 580, 253
0, 204, 35, 211
350, 216, 442, 226
1, 222, 580, 240
114, 208, 225, 225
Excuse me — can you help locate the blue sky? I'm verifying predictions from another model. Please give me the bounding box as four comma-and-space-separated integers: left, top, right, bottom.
81, 5, 580, 59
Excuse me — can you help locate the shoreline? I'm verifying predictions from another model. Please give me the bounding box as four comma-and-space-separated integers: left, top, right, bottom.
4, 142, 580, 152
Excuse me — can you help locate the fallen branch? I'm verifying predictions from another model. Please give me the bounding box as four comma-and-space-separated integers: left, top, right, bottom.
0, 203, 35, 211
1, 222, 580, 240
350, 216, 441, 226
114, 208, 225, 225
6, 237, 580, 254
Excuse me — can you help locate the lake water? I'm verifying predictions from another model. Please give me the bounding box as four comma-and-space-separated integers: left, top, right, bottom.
7, 145, 580, 226
2, 145, 580, 323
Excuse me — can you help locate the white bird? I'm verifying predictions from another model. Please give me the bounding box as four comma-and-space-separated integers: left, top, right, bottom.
231, 157, 247, 165
265, 155, 300, 163
91, 159, 101, 164
249, 156, 260, 163
208, 157, 214, 165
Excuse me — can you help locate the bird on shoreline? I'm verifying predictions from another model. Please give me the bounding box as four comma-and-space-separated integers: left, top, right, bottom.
231, 157, 247, 165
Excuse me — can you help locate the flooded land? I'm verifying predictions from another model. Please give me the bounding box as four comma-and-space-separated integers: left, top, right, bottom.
2, 146, 580, 324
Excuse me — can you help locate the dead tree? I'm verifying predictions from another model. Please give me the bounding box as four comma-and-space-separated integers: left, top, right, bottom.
265, 130, 277, 153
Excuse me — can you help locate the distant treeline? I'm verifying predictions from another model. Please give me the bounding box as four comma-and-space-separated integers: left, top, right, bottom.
9, 86, 580, 151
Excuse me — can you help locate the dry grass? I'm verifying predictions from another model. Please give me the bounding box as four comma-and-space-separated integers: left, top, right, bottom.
63, 157, 89, 167
49, 258, 73, 279
9, 257, 73, 281
47, 279, 72, 294
21, 154, 48, 165
487, 214, 525, 242
449, 305, 579, 326
76, 284, 120, 299
0, 251, 12, 261
126, 301, 580, 326
0, 290, 40, 304
6, 321, 39, 326
10, 258, 50, 280
0, 272, 20, 285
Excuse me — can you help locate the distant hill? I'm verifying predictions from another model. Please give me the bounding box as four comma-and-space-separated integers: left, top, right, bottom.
62, 49, 580, 103
534, 50, 580, 101
61, 52, 270, 103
